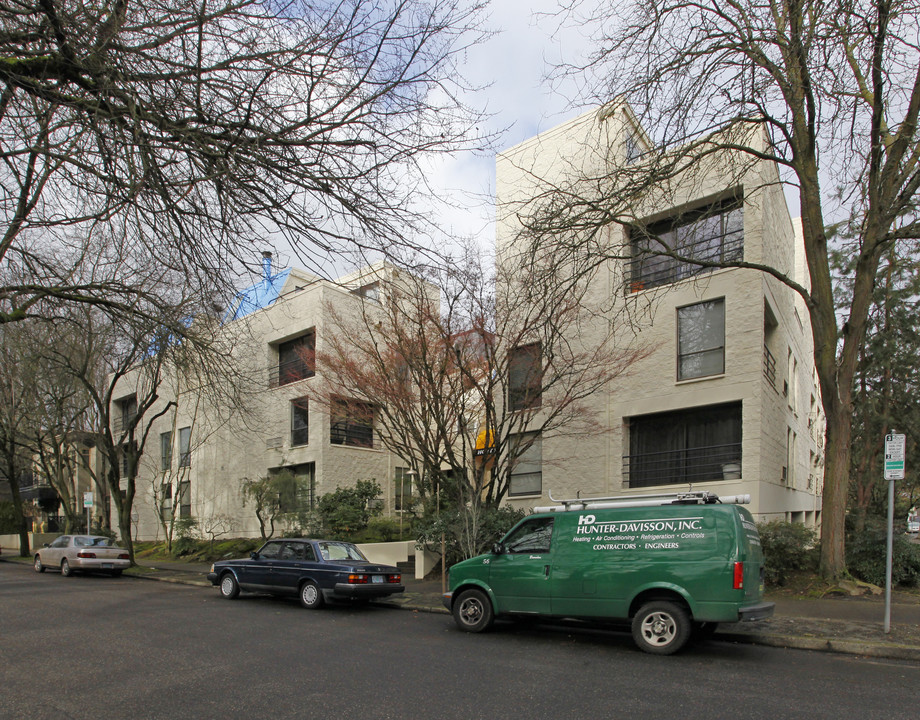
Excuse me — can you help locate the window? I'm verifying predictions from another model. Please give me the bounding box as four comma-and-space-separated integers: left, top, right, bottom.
118, 395, 137, 432
291, 398, 309, 446
276, 331, 315, 387
178, 479, 191, 518
394, 467, 413, 511
257, 541, 284, 559
269, 463, 315, 511
678, 299, 725, 380
629, 197, 743, 290
625, 402, 742, 488
178, 426, 191, 468
160, 431, 172, 472
502, 517, 554, 554
509, 432, 542, 496
353, 281, 380, 302
330, 398, 374, 448
508, 343, 542, 412
625, 130, 643, 164
161, 482, 173, 513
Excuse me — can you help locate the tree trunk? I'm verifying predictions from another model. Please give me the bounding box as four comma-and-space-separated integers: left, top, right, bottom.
819, 403, 853, 579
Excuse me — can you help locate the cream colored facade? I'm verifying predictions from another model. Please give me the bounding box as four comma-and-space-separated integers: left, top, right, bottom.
496, 105, 824, 526
120, 261, 421, 541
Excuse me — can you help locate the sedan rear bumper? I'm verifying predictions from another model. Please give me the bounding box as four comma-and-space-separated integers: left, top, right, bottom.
333, 582, 405, 599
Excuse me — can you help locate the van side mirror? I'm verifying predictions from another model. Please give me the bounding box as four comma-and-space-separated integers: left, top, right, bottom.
491, 542, 504, 555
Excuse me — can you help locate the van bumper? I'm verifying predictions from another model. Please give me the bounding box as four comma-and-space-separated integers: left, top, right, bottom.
738, 601, 775, 622
441, 591, 453, 611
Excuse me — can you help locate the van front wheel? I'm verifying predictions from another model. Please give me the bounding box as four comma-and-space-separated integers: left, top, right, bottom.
632, 601, 691, 655
453, 588, 494, 633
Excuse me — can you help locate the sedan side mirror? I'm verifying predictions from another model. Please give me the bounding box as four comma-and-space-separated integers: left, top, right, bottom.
491, 542, 504, 555
250, 551, 259, 560
43, 543, 50, 548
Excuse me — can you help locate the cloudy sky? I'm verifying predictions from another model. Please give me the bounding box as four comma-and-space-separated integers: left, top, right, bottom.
425, 3, 593, 252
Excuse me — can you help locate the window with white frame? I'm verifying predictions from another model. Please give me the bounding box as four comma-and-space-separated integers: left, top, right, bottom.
291, 398, 309, 446
678, 299, 725, 380
509, 433, 542, 496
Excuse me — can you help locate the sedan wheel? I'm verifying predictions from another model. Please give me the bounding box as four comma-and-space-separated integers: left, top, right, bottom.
300, 581, 324, 609
61, 558, 73, 577
34, 555, 45, 573
219, 573, 240, 600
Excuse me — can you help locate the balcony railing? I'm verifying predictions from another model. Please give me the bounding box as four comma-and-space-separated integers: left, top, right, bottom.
268, 359, 315, 388
622, 442, 742, 489
763, 345, 776, 388
627, 228, 744, 291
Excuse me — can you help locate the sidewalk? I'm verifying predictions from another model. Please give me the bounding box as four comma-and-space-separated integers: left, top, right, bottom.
127, 560, 920, 661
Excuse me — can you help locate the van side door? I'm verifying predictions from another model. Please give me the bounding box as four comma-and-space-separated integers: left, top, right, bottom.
488, 517, 554, 614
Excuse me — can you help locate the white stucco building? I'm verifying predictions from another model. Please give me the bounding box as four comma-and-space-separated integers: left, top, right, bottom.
117, 260, 422, 541
495, 104, 824, 527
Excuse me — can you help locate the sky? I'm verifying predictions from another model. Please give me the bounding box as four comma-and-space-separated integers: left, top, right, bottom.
423, 3, 592, 254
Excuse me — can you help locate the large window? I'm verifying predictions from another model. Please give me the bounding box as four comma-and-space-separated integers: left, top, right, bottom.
508, 343, 542, 412
629, 198, 743, 290
509, 432, 542, 496
678, 299, 725, 380
276, 330, 315, 387
178, 479, 191, 518
160, 431, 172, 472
178, 426, 191, 468
291, 398, 309, 446
330, 398, 374, 448
269, 463, 315, 511
502, 516, 554, 553
625, 402, 741, 488
118, 395, 137, 432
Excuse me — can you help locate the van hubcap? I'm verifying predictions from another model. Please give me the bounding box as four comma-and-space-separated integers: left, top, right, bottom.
641, 612, 676, 645
459, 598, 483, 625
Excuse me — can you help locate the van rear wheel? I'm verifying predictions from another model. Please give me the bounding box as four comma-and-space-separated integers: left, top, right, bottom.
453, 588, 494, 633
632, 601, 691, 655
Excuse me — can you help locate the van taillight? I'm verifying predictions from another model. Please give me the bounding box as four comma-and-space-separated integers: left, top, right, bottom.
733, 561, 744, 590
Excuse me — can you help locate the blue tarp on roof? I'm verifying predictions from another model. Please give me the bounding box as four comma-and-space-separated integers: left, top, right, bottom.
226, 268, 291, 321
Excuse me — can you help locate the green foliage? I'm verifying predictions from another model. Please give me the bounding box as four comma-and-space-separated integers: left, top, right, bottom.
316, 480, 383, 539
416, 504, 527, 567
171, 517, 199, 557
757, 520, 818, 585
846, 523, 920, 587
0, 501, 19, 533
351, 517, 414, 544
243, 470, 312, 539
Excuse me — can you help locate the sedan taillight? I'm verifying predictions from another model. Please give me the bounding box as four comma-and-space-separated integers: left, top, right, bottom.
77, 551, 96, 559
118, 553, 130, 560
388, 574, 401, 584
348, 574, 369, 584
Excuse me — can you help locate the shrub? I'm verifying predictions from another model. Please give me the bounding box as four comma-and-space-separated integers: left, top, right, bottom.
171, 517, 199, 557
416, 503, 527, 568
317, 480, 383, 539
0, 501, 19, 534
846, 526, 920, 587
756, 520, 818, 585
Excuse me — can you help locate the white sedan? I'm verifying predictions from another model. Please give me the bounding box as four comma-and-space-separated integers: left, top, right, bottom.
33, 535, 131, 577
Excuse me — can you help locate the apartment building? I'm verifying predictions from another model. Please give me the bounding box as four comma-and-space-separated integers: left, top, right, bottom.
495, 105, 824, 526
119, 260, 423, 541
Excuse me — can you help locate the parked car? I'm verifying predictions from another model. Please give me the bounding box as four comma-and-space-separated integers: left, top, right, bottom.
33, 535, 131, 577
208, 538, 405, 609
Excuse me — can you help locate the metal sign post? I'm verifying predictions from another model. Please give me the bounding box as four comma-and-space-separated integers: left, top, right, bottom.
83, 492, 94, 535
884, 433, 906, 633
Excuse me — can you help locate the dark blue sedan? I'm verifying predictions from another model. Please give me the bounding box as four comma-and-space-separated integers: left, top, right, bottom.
207, 538, 404, 609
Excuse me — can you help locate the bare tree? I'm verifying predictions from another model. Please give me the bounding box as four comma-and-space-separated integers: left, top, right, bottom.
508, 0, 920, 579
0, 0, 489, 326
311, 253, 650, 558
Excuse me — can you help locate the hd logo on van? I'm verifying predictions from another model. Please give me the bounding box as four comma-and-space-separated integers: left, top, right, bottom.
574, 514, 708, 551
575, 514, 704, 534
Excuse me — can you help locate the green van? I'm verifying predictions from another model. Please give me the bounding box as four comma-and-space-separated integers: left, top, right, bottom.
442, 491, 774, 654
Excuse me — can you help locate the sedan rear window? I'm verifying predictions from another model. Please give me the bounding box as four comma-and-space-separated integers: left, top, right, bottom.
318, 542, 367, 562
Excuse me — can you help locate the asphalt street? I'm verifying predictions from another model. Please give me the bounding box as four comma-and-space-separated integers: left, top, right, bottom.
2, 562, 919, 720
